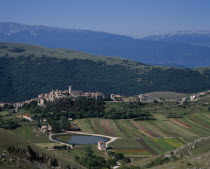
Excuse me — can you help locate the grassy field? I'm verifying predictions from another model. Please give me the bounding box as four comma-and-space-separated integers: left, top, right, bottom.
0, 110, 10, 116
14, 124, 54, 143
145, 91, 193, 100
75, 112, 210, 156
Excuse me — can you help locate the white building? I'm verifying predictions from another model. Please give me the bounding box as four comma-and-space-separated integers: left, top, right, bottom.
111, 94, 123, 101
139, 94, 155, 102
190, 95, 197, 101
98, 141, 107, 150
23, 114, 33, 121
40, 125, 48, 133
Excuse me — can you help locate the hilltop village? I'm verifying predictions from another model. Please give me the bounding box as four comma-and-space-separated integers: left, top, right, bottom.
1, 85, 210, 134
10, 85, 209, 111
37, 86, 104, 106
12, 86, 123, 111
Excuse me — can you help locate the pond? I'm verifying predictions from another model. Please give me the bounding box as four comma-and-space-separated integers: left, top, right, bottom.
52, 134, 110, 145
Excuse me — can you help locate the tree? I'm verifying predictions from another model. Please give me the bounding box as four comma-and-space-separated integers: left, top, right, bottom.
22, 101, 37, 110
106, 159, 116, 167
36, 121, 41, 128
59, 116, 70, 130
108, 151, 115, 157
3, 104, 14, 109
74, 156, 80, 161
114, 153, 124, 161
123, 157, 131, 164
84, 146, 93, 157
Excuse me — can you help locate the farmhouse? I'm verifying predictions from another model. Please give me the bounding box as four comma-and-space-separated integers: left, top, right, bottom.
111, 94, 123, 101
0, 103, 5, 107
22, 114, 33, 121
68, 118, 73, 121
139, 94, 155, 102
40, 125, 48, 133
43, 118, 47, 122
178, 97, 188, 104
190, 95, 197, 101
98, 141, 107, 150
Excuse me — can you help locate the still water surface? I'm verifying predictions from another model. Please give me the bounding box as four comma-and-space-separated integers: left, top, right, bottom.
53, 134, 109, 144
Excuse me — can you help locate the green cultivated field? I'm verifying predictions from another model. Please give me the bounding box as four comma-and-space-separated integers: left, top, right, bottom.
75, 112, 210, 156
109, 139, 143, 149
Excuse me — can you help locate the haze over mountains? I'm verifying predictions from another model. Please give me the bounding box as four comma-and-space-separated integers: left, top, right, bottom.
1, 22, 210, 68
143, 30, 210, 47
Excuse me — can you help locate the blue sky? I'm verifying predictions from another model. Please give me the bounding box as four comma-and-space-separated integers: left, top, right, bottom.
0, 0, 210, 37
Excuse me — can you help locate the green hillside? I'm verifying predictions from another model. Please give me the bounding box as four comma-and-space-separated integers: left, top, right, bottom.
145, 92, 193, 100
0, 128, 85, 169
1, 42, 210, 102
128, 136, 210, 169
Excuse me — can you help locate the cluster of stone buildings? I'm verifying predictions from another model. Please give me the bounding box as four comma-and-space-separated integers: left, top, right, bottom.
179, 91, 210, 103
138, 91, 210, 103
10, 85, 126, 111
189, 91, 209, 101
11, 86, 210, 111
13, 98, 37, 112
37, 86, 104, 106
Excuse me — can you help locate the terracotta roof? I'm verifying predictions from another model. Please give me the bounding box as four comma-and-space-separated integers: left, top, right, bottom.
23, 114, 32, 118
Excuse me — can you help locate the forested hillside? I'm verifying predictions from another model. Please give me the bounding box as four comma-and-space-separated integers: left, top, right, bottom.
0, 42, 210, 102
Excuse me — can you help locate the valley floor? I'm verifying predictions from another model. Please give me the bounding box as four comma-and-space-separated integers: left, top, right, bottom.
74, 112, 210, 159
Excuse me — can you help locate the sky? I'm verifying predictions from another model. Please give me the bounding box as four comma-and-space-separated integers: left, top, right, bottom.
0, 0, 210, 37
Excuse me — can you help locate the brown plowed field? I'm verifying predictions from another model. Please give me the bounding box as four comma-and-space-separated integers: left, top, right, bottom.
170, 118, 191, 128
136, 139, 158, 155
131, 121, 159, 137
113, 149, 145, 152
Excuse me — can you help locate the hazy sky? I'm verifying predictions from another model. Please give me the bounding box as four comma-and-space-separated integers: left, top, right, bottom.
1, 0, 210, 37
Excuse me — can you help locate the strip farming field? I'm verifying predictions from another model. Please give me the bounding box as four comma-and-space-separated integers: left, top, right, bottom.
74, 113, 210, 156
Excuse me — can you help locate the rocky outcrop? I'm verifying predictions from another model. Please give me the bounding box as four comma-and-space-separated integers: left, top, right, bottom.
5, 146, 84, 169
169, 136, 210, 156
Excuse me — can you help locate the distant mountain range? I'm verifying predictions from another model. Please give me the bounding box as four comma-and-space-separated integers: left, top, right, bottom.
143, 30, 210, 47
0, 22, 210, 68
1, 42, 210, 102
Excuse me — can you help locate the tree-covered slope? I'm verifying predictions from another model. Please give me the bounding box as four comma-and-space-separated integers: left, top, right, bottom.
0, 42, 210, 102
